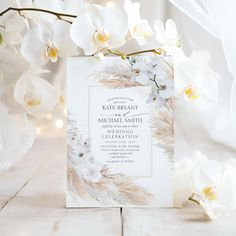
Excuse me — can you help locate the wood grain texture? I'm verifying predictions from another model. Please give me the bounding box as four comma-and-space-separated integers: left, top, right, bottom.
0, 137, 236, 236
122, 207, 236, 236
0, 137, 121, 236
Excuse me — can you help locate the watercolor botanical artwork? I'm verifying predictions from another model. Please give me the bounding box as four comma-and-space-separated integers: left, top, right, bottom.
66, 56, 174, 207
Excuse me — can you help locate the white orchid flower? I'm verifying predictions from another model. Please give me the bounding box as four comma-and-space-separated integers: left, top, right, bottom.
16, 0, 58, 23
174, 151, 208, 207
220, 159, 236, 210
124, 0, 152, 45
0, 48, 26, 112
34, 0, 86, 14
174, 157, 195, 207
198, 185, 231, 220
132, 59, 153, 85
0, 71, 3, 97
154, 19, 180, 54
191, 158, 222, 195
14, 68, 59, 118
175, 151, 236, 219
192, 157, 236, 219
70, 4, 128, 55
21, 20, 78, 66
175, 50, 220, 109
0, 102, 36, 171
16, 0, 35, 7
230, 79, 236, 128
0, 13, 26, 50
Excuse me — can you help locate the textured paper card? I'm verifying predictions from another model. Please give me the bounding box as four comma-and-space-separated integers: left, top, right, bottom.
67, 56, 174, 207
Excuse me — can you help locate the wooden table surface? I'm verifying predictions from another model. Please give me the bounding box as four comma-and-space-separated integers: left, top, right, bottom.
0, 137, 236, 236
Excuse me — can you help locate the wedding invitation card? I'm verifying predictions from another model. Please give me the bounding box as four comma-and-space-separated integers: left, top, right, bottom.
67, 56, 174, 207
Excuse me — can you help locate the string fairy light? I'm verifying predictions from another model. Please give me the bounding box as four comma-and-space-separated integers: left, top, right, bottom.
36, 127, 42, 134
45, 112, 53, 120
106, 1, 115, 8
55, 119, 64, 129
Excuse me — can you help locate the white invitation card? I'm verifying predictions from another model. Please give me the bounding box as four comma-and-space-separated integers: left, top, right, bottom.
67, 56, 174, 207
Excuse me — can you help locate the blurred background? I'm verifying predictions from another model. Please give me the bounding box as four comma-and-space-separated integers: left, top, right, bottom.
1, 0, 235, 164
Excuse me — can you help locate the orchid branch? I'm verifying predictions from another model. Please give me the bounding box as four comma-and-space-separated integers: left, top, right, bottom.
127, 48, 164, 56
0, 7, 77, 23
106, 48, 164, 58
150, 74, 160, 89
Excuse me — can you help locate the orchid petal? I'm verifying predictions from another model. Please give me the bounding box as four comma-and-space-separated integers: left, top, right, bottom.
52, 20, 78, 57
37, 20, 53, 44
192, 151, 208, 163
192, 159, 222, 194
34, 0, 62, 22
174, 157, 195, 207
191, 50, 210, 66
165, 19, 177, 40
16, 0, 34, 7
124, 0, 152, 45
21, 28, 48, 66
124, 0, 141, 29
174, 58, 196, 93
102, 7, 128, 38
0, 103, 36, 171
14, 72, 59, 118
108, 33, 126, 49
197, 71, 219, 109
86, 4, 103, 28
5, 18, 25, 33
132, 20, 153, 45
200, 200, 230, 220
0, 48, 26, 112
219, 163, 236, 209
70, 14, 97, 55
63, 0, 85, 15
34, 0, 63, 11
174, 50, 219, 109
167, 47, 186, 65
230, 78, 236, 128
154, 20, 165, 45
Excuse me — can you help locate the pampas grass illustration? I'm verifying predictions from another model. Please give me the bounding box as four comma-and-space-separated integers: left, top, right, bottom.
150, 99, 174, 162
67, 166, 155, 206
67, 114, 155, 206
89, 59, 140, 89
99, 77, 139, 89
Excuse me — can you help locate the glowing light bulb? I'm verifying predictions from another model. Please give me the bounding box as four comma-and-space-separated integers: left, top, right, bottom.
60, 94, 65, 104
45, 113, 53, 120
36, 127, 42, 134
106, 1, 115, 8
55, 119, 64, 129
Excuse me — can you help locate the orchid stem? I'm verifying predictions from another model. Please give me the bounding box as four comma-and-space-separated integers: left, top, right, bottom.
188, 194, 200, 205
150, 75, 160, 89
0, 8, 166, 57
0, 7, 77, 23
127, 48, 164, 56
107, 48, 164, 58
107, 49, 125, 57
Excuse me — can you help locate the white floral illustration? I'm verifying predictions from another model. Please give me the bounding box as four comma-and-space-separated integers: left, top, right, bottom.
67, 115, 155, 206
91, 56, 174, 162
